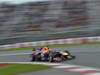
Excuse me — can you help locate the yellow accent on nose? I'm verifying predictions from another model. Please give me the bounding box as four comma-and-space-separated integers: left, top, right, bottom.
62, 53, 69, 55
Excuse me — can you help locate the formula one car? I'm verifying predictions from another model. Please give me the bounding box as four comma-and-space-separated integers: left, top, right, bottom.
31, 49, 75, 62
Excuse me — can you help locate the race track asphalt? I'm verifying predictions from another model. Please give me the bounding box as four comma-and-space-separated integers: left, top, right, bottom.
0, 45, 100, 75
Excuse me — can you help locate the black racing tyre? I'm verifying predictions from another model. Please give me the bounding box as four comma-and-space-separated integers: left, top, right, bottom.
71, 55, 76, 59
35, 55, 41, 61
31, 55, 35, 61
49, 56, 54, 62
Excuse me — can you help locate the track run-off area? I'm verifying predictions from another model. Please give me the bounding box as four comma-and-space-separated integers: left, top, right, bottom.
0, 45, 100, 75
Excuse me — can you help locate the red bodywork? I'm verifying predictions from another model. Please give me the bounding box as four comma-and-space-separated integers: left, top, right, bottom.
53, 58, 62, 61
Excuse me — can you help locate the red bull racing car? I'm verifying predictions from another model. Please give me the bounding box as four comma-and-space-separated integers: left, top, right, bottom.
31, 48, 75, 62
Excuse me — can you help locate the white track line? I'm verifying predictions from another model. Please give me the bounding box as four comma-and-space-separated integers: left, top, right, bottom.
69, 67, 99, 72
0, 62, 62, 66
0, 53, 30, 56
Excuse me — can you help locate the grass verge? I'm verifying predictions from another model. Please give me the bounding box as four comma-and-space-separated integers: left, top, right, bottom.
0, 42, 100, 52
0, 64, 51, 75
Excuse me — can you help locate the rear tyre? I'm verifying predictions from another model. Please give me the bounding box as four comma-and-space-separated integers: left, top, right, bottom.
49, 57, 54, 62
31, 55, 35, 61
35, 55, 41, 61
